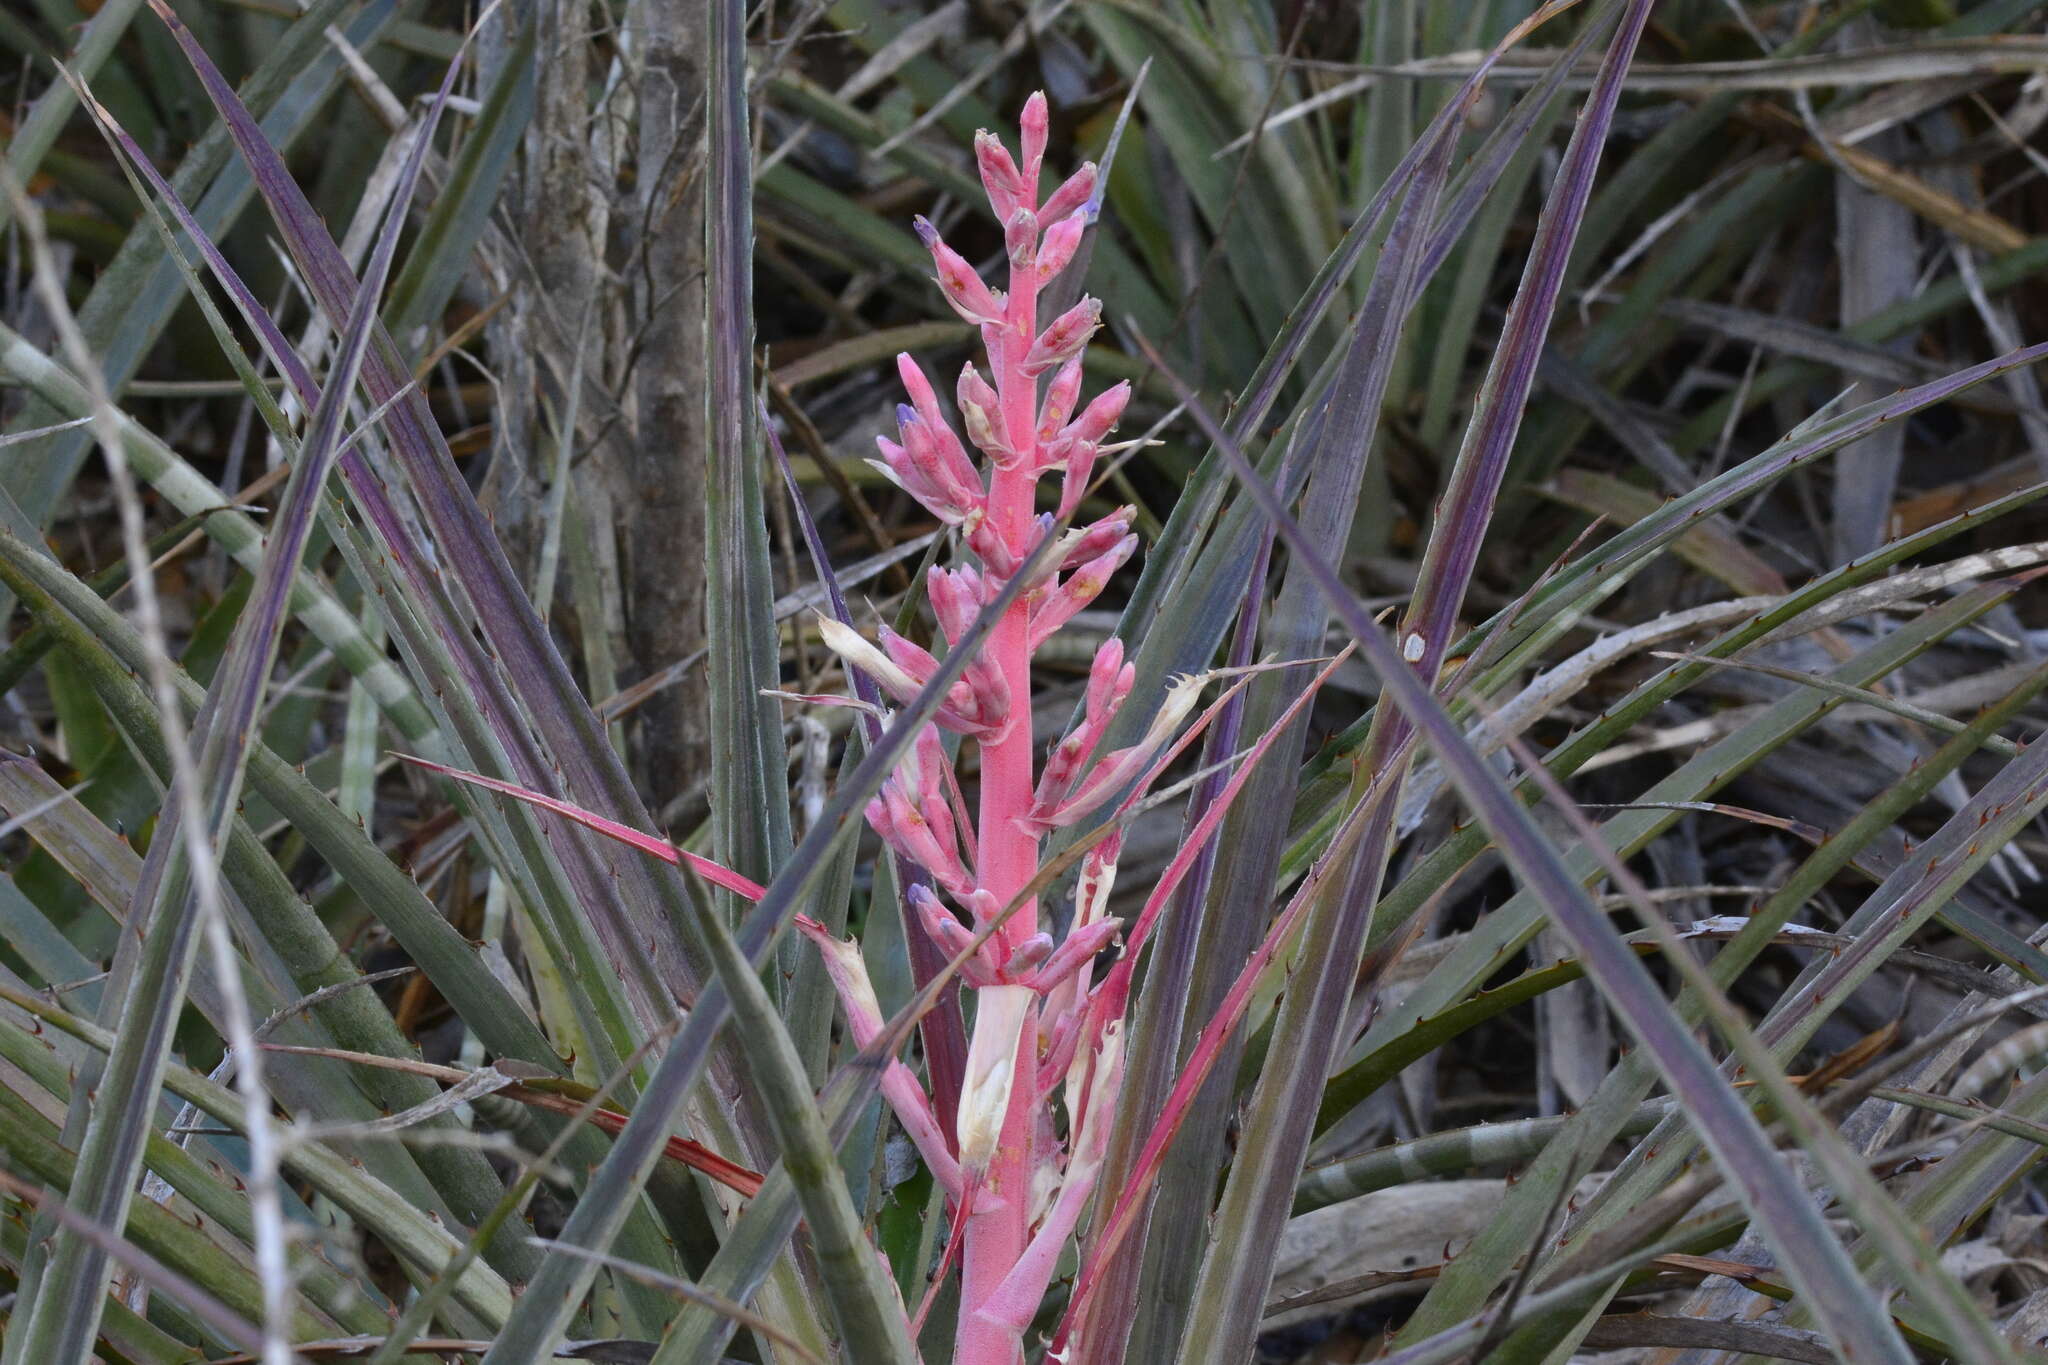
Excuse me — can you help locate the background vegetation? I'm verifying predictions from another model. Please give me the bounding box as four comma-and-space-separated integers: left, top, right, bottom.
5, 0, 2048, 1360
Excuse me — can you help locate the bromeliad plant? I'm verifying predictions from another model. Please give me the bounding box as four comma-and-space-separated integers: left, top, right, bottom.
801, 93, 1168, 1358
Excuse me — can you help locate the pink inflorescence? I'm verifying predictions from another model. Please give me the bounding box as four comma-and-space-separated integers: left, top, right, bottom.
803, 92, 1180, 1362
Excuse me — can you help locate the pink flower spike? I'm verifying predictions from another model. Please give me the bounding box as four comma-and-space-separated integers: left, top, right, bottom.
1035, 210, 1086, 283
1019, 92, 1050, 193
1039, 161, 1097, 223
1037, 357, 1085, 444
974, 129, 1027, 221
1022, 916, 1122, 992
956, 362, 1014, 465
914, 216, 1006, 326
1028, 533, 1137, 650
1023, 297, 1101, 376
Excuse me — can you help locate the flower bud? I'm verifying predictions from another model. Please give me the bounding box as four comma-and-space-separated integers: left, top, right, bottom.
1028, 533, 1136, 649
1090, 639, 1136, 712
914, 216, 1006, 326
1060, 507, 1137, 570
1066, 380, 1130, 447
1058, 441, 1099, 519
894, 405, 984, 520
974, 128, 1028, 222
1005, 932, 1056, 976
909, 884, 999, 985
1037, 357, 1085, 444
883, 780, 973, 897
1024, 672, 1207, 832
896, 353, 946, 427
1022, 917, 1122, 992
1035, 210, 1086, 282
1030, 646, 1133, 816
1023, 298, 1101, 376
967, 519, 1025, 580
1039, 161, 1097, 223
1019, 92, 1050, 192
959, 886, 1004, 928
869, 435, 944, 514
928, 565, 987, 645
956, 362, 1014, 464
1004, 207, 1039, 271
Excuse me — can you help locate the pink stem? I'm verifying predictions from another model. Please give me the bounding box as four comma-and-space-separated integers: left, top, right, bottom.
955, 214, 1047, 1365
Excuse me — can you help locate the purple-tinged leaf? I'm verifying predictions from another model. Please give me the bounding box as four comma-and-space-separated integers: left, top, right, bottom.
1161, 351, 1918, 1365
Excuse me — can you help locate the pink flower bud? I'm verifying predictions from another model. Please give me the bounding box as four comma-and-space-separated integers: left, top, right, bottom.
928, 565, 988, 645
1037, 358, 1085, 444
1004, 207, 1039, 271
1024, 672, 1207, 832
895, 405, 984, 520
956, 885, 996, 923
1020, 92, 1050, 193
909, 885, 999, 986
1061, 507, 1137, 570
877, 623, 941, 690
974, 128, 1028, 222
1059, 442, 1100, 519
967, 519, 1025, 580
1028, 534, 1136, 649
1035, 210, 1086, 282
914, 216, 1006, 326
1005, 932, 1055, 976
869, 435, 946, 515
1091, 639, 1136, 712
956, 654, 1015, 743
1039, 161, 1097, 223
883, 781, 973, 898
865, 793, 896, 846
1022, 917, 1123, 992
1066, 380, 1130, 446
1030, 649, 1132, 817
956, 362, 1014, 465
1023, 297, 1101, 376
896, 353, 946, 427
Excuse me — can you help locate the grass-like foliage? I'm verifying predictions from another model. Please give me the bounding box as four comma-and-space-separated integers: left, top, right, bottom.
4, 0, 2048, 1362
